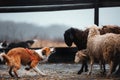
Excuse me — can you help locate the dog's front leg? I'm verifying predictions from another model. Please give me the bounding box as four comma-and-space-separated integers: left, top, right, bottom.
33, 66, 46, 76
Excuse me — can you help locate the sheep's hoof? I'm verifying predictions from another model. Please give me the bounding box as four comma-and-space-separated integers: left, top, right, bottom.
106, 74, 111, 78
100, 70, 106, 75
87, 71, 91, 76
77, 70, 83, 74
114, 71, 120, 76
85, 69, 89, 72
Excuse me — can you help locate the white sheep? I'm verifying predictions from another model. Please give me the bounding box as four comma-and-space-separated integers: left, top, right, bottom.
74, 49, 106, 74
87, 25, 120, 77
74, 49, 88, 63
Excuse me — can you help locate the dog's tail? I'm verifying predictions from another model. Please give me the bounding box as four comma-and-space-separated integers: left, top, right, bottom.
0, 52, 10, 64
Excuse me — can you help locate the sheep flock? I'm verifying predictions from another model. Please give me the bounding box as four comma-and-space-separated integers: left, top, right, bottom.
75, 25, 120, 77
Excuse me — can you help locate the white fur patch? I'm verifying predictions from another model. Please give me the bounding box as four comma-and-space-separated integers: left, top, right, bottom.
50, 47, 55, 53
0, 52, 5, 61
33, 66, 46, 76
35, 47, 55, 61
0, 43, 3, 48
35, 49, 46, 59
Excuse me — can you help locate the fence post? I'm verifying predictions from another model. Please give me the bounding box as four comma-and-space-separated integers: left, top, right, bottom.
94, 0, 99, 26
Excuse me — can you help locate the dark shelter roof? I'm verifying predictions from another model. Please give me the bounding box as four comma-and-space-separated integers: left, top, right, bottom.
0, 0, 120, 12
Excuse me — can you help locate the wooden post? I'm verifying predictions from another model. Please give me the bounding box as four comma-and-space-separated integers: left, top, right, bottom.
94, 0, 99, 26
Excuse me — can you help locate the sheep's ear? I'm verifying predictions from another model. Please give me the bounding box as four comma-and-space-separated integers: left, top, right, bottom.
80, 53, 87, 57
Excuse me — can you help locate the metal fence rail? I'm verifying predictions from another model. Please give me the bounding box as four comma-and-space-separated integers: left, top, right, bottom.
0, 0, 120, 13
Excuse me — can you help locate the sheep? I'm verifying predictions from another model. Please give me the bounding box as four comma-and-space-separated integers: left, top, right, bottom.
74, 49, 106, 74
64, 25, 120, 75
100, 25, 120, 34
74, 49, 88, 63
87, 25, 120, 77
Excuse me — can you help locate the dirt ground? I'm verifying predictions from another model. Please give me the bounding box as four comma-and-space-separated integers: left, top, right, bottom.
0, 63, 120, 80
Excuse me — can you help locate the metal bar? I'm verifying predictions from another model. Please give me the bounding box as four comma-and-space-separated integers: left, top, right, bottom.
94, 0, 99, 26
0, 3, 94, 13
0, 0, 95, 6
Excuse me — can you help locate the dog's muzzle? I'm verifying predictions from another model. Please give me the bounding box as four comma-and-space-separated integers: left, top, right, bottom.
50, 48, 56, 54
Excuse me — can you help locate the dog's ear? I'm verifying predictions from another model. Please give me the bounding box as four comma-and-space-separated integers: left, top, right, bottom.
42, 50, 46, 56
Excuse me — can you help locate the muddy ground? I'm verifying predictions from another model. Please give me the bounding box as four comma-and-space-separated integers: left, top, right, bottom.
0, 63, 120, 80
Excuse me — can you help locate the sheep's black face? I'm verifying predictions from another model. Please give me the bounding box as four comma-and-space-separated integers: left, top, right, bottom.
64, 36, 73, 47
64, 30, 73, 47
